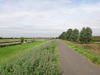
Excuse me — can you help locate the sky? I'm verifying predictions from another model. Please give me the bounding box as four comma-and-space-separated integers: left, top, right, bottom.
0, 0, 100, 37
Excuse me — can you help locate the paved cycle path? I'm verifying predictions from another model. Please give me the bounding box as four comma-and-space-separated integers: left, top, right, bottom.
57, 40, 100, 75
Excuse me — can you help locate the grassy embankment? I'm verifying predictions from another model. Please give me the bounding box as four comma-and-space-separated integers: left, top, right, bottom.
0, 40, 59, 75
81, 43, 100, 54
0, 40, 49, 64
61, 40, 100, 67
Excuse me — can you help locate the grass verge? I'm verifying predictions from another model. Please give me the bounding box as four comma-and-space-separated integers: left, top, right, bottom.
0, 40, 59, 75
61, 40, 100, 66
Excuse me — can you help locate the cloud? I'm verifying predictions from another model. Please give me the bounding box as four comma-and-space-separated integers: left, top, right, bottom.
0, 0, 100, 37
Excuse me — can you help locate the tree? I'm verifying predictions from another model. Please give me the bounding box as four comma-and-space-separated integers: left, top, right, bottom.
79, 27, 92, 43
59, 33, 62, 39
59, 32, 66, 40
85, 27, 92, 42
66, 29, 73, 40
20, 37, 25, 43
79, 27, 85, 43
70, 29, 79, 42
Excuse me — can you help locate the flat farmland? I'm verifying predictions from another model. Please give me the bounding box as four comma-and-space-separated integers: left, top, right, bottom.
93, 36, 100, 42
0, 38, 34, 43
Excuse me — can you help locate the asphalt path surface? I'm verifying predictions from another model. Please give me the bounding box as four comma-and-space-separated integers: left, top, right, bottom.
57, 40, 100, 75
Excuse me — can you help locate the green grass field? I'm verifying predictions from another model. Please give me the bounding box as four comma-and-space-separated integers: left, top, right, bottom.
0, 40, 59, 75
62, 40, 100, 66
0, 40, 49, 64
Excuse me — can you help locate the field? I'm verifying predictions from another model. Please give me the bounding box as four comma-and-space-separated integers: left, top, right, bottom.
0, 40, 49, 64
62, 40, 100, 66
0, 40, 59, 75
93, 36, 100, 42
0, 38, 34, 43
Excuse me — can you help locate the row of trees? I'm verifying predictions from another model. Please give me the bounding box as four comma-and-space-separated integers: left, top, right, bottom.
59, 27, 92, 43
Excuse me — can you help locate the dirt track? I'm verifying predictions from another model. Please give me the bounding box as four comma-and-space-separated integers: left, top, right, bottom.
57, 40, 100, 75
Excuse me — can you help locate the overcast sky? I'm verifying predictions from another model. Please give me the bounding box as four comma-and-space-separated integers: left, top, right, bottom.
0, 0, 100, 37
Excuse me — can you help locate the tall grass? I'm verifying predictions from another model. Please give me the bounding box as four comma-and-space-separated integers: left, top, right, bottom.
0, 40, 59, 75
62, 40, 100, 66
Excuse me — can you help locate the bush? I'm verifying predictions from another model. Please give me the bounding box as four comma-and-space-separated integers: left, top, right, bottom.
20, 37, 24, 43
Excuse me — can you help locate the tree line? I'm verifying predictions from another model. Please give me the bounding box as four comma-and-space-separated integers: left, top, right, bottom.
59, 27, 93, 43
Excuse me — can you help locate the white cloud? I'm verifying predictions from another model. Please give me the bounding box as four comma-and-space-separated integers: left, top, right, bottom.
0, 0, 100, 37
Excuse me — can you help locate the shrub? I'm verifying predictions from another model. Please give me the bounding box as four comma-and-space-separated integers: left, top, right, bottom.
20, 37, 24, 43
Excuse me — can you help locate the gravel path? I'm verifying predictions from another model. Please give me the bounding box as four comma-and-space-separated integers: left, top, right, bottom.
57, 40, 100, 75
